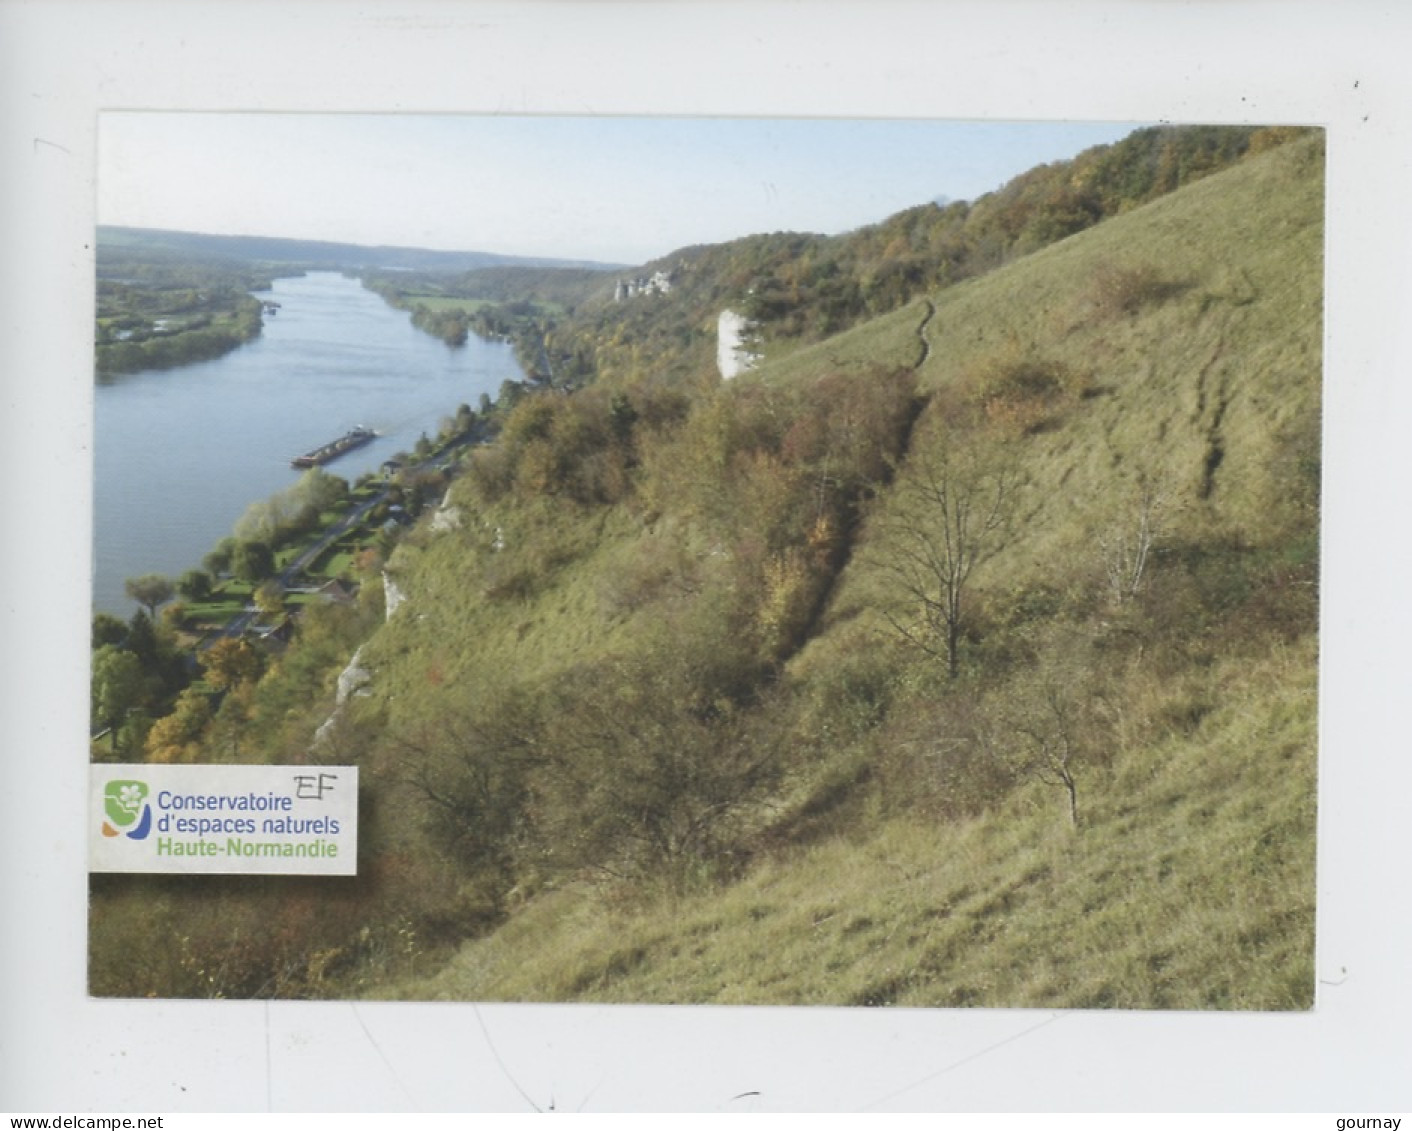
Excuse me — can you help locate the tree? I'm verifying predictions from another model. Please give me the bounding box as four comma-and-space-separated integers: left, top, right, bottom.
201, 637, 263, 692
177, 569, 213, 603
91, 644, 145, 752
144, 687, 214, 763
1097, 473, 1172, 606
160, 601, 188, 631
442, 403, 477, 442
124, 573, 174, 619
295, 467, 349, 514
496, 379, 525, 415
234, 499, 279, 546
233, 540, 275, 583
875, 427, 1025, 679
254, 579, 286, 620
203, 537, 238, 578
122, 609, 188, 700
396, 686, 548, 897
92, 612, 128, 649
537, 646, 782, 884
232, 470, 347, 549
996, 646, 1106, 829
123, 609, 159, 667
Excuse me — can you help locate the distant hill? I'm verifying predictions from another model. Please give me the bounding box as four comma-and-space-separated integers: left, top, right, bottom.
96, 225, 624, 274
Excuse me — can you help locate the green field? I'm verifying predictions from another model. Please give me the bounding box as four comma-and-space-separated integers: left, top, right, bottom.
404, 295, 494, 313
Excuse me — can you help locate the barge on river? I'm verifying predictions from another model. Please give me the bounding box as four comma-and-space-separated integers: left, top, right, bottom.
291, 426, 377, 468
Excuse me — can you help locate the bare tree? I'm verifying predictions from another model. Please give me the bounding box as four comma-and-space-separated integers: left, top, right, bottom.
1097, 473, 1172, 605
875, 430, 1026, 678
993, 638, 1112, 830
1009, 680, 1085, 828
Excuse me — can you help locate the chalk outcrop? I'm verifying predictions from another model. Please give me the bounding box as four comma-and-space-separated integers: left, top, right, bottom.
333, 645, 373, 704
614, 268, 675, 301
717, 309, 759, 380
382, 570, 407, 619
430, 503, 464, 533
311, 645, 373, 749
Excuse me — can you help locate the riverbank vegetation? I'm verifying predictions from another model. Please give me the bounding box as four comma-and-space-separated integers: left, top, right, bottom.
361, 265, 607, 380
90, 126, 1321, 1010
95, 259, 272, 378
89, 417, 476, 764
93, 231, 308, 377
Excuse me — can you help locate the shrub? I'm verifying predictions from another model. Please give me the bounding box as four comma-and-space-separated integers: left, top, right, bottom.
964, 349, 1083, 435
1088, 260, 1183, 319
878, 690, 1017, 823
758, 546, 827, 661
537, 654, 785, 887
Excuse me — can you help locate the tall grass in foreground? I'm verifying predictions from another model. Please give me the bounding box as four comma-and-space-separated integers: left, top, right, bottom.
389, 634, 1314, 1009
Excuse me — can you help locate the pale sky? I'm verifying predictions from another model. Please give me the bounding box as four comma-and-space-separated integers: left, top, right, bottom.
98, 113, 1145, 265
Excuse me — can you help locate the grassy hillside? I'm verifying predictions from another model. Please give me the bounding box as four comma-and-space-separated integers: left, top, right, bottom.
89, 133, 1321, 1009
396, 637, 1314, 1009
352, 135, 1321, 1007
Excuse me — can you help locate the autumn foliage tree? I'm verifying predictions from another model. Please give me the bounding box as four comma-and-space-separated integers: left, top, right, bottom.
254, 580, 286, 621
145, 687, 215, 763
201, 638, 264, 692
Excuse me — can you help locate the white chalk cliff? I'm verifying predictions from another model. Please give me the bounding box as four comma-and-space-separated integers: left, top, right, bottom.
717, 309, 759, 380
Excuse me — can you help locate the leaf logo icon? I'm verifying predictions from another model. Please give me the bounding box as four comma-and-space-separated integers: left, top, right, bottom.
102, 779, 151, 839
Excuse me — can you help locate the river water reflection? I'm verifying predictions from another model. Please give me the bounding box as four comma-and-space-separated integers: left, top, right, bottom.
93, 271, 526, 615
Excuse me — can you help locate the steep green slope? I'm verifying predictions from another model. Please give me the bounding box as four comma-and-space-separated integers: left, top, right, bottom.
802, 133, 1322, 638
395, 638, 1315, 1010
367, 135, 1321, 1008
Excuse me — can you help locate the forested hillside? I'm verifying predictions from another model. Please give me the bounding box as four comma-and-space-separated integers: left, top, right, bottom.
91, 126, 1322, 1010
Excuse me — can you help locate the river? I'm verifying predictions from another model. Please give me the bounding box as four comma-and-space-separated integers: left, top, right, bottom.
93, 271, 527, 616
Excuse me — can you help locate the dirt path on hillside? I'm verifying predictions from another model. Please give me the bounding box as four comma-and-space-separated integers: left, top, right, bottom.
914, 298, 936, 369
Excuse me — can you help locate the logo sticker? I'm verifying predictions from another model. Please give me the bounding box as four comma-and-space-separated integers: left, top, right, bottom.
101, 779, 152, 839
90, 765, 358, 875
